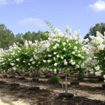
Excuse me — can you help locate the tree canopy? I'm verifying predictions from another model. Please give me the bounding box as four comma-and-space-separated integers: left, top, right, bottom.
0, 24, 49, 48
84, 23, 105, 40
0, 24, 14, 48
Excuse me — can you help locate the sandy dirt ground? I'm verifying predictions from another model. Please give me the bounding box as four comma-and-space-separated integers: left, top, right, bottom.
0, 78, 105, 105
0, 98, 29, 105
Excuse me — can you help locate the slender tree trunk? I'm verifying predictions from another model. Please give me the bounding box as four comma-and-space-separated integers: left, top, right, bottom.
65, 73, 68, 93
36, 70, 39, 82
31, 70, 35, 87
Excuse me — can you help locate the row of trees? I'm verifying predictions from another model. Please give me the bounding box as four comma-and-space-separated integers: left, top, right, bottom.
0, 26, 88, 93
0, 24, 49, 48
0, 23, 105, 93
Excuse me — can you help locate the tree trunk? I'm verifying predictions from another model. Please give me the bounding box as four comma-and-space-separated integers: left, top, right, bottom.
65, 74, 68, 93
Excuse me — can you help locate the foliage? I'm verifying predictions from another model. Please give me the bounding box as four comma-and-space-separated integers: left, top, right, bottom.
83, 31, 105, 82
48, 75, 61, 84
15, 31, 49, 44
0, 23, 49, 49
0, 40, 42, 73
0, 26, 88, 75
1, 22, 105, 84
84, 23, 105, 42
0, 24, 14, 48
41, 27, 88, 74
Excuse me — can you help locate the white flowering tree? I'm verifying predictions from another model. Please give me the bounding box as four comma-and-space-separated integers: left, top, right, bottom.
0, 43, 21, 74
0, 40, 42, 79
83, 31, 105, 82
41, 26, 88, 93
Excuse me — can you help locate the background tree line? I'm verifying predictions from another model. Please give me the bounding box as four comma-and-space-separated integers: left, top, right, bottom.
0, 23, 105, 48
84, 23, 105, 41
0, 24, 49, 48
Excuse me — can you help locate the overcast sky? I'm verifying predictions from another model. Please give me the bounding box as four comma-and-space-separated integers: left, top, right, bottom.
0, 0, 105, 37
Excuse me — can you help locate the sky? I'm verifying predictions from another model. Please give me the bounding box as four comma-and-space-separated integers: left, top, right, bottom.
0, 0, 105, 37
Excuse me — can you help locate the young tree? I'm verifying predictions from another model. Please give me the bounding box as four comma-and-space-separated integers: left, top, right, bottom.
41, 26, 88, 93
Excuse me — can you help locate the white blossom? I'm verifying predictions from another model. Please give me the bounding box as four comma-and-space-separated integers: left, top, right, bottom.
64, 59, 68, 65
54, 63, 57, 66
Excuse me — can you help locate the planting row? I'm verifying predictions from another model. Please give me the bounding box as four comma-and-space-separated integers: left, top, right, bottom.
0, 25, 105, 83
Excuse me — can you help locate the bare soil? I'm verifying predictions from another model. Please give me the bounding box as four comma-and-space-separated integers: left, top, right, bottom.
0, 77, 105, 105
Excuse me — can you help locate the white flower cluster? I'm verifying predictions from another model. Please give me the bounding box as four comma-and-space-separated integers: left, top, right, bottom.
0, 26, 88, 76
83, 31, 105, 82
0, 40, 42, 72
40, 27, 88, 73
